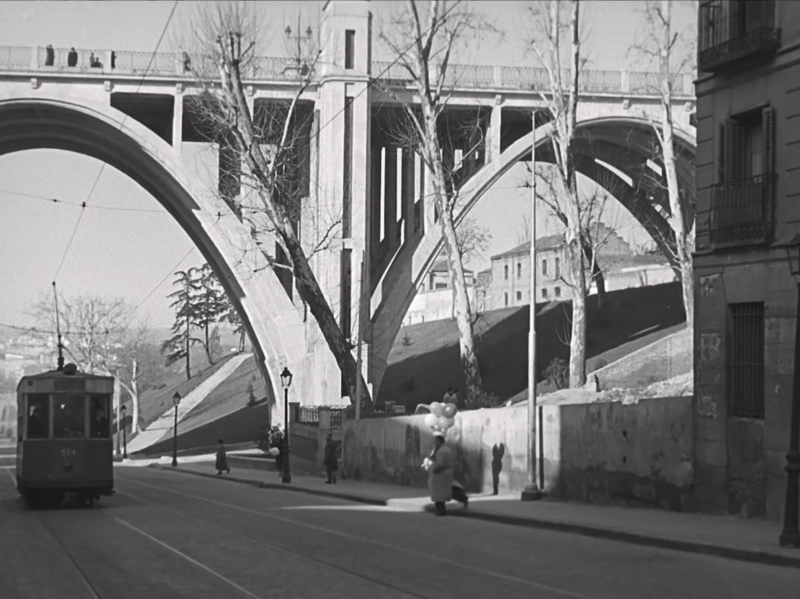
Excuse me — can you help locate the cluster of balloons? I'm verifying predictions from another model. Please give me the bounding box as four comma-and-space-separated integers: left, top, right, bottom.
423, 401, 458, 434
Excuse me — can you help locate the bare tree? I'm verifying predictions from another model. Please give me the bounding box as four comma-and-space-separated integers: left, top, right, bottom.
526, 0, 587, 388
631, 0, 696, 332
30, 292, 133, 375
179, 2, 370, 405
379, 0, 493, 403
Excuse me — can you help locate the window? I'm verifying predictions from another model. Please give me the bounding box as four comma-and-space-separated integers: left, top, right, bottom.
698, 0, 780, 72
53, 394, 86, 438
516, 291, 522, 302
729, 303, 764, 419
504, 293, 509, 307
345, 30, 355, 70
555, 286, 561, 298
542, 259, 548, 276
90, 395, 111, 439
555, 257, 561, 278
504, 264, 509, 280
542, 288, 548, 299
26, 393, 49, 439
435, 283, 447, 290
711, 106, 775, 246
517, 263, 522, 278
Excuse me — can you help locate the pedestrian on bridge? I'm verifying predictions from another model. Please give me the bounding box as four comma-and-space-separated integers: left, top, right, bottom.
67, 47, 78, 67
215, 439, 230, 475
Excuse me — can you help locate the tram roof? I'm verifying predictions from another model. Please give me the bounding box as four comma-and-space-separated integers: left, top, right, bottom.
20, 367, 114, 382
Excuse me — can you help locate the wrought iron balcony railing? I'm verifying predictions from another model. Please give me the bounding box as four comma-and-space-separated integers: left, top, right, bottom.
698, 0, 780, 72
709, 173, 775, 247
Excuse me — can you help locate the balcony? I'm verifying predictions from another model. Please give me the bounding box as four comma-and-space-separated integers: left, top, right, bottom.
709, 174, 775, 247
698, 1, 780, 73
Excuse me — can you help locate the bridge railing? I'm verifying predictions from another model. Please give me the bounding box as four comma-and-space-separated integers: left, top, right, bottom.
0, 45, 694, 96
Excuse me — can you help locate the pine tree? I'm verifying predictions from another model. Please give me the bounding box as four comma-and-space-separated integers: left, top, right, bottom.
161, 268, 203, 380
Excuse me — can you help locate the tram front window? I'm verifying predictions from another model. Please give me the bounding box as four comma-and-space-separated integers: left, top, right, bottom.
27, 394, 49, 439
53, 395, 86, 438
90, 396, 111, 438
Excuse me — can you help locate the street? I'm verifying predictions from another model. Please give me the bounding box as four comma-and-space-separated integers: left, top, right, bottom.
1, 466, 798, 599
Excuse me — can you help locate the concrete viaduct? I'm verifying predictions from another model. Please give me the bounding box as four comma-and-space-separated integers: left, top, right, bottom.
0, 1, 696, 420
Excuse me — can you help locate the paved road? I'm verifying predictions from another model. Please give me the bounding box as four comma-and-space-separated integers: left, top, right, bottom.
1, 466, 798, 599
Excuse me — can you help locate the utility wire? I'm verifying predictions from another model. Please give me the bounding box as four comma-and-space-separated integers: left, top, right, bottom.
50, 0, 180, 283
0, 187, 167, 214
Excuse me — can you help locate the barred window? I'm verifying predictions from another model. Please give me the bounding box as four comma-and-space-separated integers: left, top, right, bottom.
729, 302, 765, 419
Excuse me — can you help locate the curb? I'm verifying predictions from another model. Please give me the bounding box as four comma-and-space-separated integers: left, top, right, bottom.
150, 465, 800, 570
448, 510, 800, 570
150, 465, 389, 507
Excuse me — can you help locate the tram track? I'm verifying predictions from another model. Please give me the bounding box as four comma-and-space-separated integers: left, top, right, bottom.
116, 473, 596, 599
36, 514, 105, 599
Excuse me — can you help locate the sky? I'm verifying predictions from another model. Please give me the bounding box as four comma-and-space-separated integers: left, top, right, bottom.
0, 1, 696, 332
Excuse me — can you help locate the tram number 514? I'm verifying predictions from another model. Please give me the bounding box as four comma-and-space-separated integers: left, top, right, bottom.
61, 448, 77, 457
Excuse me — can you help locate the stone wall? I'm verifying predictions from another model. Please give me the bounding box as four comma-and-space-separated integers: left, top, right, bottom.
342, 395, 696, 511
542, 396, 695, 511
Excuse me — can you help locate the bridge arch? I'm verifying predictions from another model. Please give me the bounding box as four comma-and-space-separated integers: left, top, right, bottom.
369, 115, 696, 398
0, 97, 309, 420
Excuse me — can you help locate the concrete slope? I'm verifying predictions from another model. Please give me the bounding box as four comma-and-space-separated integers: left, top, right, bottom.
127, 353, 251, 454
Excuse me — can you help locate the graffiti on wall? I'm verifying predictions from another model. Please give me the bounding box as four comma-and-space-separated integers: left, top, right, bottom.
700, 274, 720, 297
697, 395, 718, 419
699, 333, 722, 366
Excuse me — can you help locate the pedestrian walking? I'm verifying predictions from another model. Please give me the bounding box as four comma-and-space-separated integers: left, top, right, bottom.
67, 47, 78, 67
45, 45, 54, 66
324, 433, 338, 484
215, 439, 230, 475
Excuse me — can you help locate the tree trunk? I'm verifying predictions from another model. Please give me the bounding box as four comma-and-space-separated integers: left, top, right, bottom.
660, 0, 694, 333
185, 318, 191, 381
567, 218, 587, 388
131, 358, 140, 434
281, 232, 371, 405
421, 106, 484, 404
582, 240, 606, 309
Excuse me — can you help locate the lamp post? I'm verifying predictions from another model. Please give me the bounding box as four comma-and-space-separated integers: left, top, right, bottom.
120, 404, 128, 460
171, 392, 181, 468
780, 235, 800, 547
284, 17, 313, 73
522, 111, 543, 501
280, 367, 293, 484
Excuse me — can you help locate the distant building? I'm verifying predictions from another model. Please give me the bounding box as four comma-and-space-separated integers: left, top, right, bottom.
405, 260, 476, 325
483, 224, 669, 310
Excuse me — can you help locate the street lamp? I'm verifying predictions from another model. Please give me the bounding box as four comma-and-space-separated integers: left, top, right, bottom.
280, 367, 293, 484
522, 111, 543, 501
284, 17, 313, 74
120, 404, 128, 460
171, 392, 181, 468
780, 235, 800, 547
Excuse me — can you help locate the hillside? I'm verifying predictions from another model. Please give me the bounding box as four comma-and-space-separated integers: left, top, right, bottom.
379, 282, 686, 411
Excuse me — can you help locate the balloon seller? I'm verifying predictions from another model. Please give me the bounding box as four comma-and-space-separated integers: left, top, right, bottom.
422, 401, 468, 516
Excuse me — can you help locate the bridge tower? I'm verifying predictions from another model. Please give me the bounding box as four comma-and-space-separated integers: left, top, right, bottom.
308, 0, 373, 403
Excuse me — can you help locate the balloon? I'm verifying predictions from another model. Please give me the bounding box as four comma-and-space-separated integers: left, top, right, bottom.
424, 413, 439, 429
443, 403, 457, 419
268, 447, 280, 457
443, 416, 455, 430
437, 416, 451, 431
430, 402, 444, 417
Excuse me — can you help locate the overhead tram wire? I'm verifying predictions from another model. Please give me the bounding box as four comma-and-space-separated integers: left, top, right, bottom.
0, 186, 167, 214
50, 0, 180, 283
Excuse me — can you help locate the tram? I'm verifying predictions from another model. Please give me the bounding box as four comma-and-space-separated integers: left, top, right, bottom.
16, 362, 115, 507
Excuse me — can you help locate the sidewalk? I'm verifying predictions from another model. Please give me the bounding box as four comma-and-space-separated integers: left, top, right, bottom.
145, 461, 800, 570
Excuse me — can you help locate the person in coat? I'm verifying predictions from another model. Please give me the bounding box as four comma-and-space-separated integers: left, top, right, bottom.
324, 433, 338, 484
428, 431, 454, 516
215, 439, 230, 475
